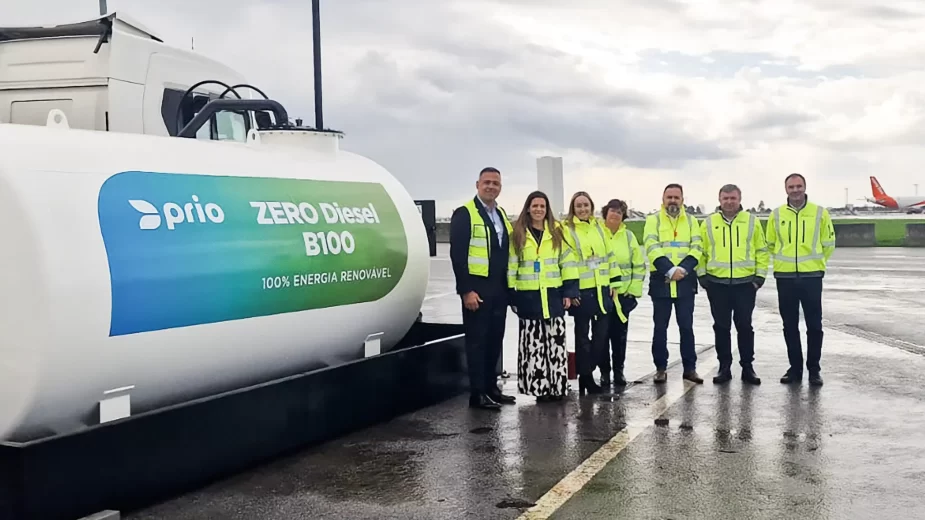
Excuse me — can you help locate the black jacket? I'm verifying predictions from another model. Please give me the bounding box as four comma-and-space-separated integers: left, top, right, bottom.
449, 196, 511, 303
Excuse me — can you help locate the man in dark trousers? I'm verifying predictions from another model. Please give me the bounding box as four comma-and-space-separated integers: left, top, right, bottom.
450, 167, 515, 410
766, 173, 835, 386
697, 184, 768, 385
643, 184, 704, 384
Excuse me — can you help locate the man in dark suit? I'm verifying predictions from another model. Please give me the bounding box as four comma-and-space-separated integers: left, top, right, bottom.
449, 167, 515, 410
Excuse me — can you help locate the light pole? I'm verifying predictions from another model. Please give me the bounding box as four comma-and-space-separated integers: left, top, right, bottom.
312, 0, 323, 130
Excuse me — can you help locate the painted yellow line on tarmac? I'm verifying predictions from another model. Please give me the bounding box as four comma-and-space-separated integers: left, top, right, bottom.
516, 357, 719, 520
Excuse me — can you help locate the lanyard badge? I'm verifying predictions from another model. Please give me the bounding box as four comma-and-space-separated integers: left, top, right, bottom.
534, 260, 541, 273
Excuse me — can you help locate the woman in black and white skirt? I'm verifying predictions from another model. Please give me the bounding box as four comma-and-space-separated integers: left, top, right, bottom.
507, 191, 581, 402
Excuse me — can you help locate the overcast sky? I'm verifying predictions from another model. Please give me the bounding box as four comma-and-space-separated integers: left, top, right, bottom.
5, 1, 925, 216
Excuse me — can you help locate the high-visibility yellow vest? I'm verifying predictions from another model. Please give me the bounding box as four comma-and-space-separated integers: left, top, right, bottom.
766, 201, 835, 276
463, 198, 513, 277
507, 223, 580, 319
696, 210, 769, 283
562, 216, 620, 314
603, 223, 646, 298
643, 206, 703, 298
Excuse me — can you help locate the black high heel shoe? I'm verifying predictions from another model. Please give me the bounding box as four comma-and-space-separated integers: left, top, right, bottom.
578, 374, 603, 395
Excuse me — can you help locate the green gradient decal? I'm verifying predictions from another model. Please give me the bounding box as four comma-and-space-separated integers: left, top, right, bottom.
97, 170, 408, 336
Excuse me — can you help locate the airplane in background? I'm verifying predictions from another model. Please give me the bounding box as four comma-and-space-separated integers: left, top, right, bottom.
865, 176, 925, 213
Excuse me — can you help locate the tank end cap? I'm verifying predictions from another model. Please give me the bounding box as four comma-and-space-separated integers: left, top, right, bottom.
46, 109, 70, 129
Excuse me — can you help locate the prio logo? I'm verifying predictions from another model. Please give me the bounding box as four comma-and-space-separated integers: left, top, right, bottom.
128, 195, 225, 230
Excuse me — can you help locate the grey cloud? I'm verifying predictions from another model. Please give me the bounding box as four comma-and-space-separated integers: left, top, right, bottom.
737, 110, 818, 131
637, 49, 864, 81
326, 43, 729, 197
508, 108, 732, 169
0, 0, 746, 204
236, 1, 732, 201
489, 0, 687, 13
858, 6, 924, 19
801, 1, 925, 20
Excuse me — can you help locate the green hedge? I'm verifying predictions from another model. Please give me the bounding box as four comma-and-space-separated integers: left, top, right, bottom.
623, 217, 919, 247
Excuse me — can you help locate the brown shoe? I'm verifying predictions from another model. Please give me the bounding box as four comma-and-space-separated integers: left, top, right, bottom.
683, 370, 703, 384
654, 370, 667, 384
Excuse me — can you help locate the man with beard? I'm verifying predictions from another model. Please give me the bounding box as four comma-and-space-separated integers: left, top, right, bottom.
697, 184, 768, 385
643, 184, 704, 384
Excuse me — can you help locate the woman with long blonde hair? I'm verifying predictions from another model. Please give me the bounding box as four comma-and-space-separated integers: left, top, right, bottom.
562, 191, 621, 394
508, 191, 579, 401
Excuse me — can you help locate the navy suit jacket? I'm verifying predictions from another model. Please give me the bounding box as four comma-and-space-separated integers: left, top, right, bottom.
449, 196, 510, 301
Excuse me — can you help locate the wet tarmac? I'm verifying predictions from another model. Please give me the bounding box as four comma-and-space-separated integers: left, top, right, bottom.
127, 245, 925, 520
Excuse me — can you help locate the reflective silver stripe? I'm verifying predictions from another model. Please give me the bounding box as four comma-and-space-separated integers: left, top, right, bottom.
625, 230, 635, 275
644, 234, 659, 242
706, 219, 717, 264
773, 253, 825, 261
772, 206, 825, 264
561, 261, 579, 268
520, 260, 556, 268
569, 227, 584, 261
773, 208, 781, 255
745, 213, 755, 260
468, 256, 489, 265
658, 240, 691, 248
811, 208, 823, 256
705, 212, 754, 270
593, 221, 608, 249
821, 240, 835, 247
631, 274, 646, 280
516, 267, 562, 282
646, 243, 660, 255
470, 238, 488, 248
707, 260, 755, 269
579, 271, 596, 279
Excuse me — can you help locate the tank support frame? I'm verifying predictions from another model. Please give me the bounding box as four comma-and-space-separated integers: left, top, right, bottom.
0, 321, 467, 520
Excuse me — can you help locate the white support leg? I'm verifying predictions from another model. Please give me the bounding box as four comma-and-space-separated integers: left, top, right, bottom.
99, 385, 134, 424
364, 332, 384, 358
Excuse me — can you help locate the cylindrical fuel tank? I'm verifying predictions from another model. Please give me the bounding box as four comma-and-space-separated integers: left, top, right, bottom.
0, 120, 430, 442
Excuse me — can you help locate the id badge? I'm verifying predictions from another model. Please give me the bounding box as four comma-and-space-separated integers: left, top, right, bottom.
534, 260, 541, 273
669, 241, 681, 247
588, 257, 601, 269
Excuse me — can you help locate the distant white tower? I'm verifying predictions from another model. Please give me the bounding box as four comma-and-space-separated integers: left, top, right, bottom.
536, 156, 565, 218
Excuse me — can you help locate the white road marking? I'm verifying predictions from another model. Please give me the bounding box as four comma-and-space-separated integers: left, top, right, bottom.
516, 357, 719, 520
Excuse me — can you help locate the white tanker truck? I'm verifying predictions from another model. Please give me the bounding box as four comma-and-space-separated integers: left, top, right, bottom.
0, 12, 436, 443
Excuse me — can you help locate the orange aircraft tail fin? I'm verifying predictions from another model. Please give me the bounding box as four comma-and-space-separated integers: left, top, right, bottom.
870, 176, 888, 200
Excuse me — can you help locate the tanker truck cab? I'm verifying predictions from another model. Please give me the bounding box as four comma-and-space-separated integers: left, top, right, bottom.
0, 11, 265, 142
